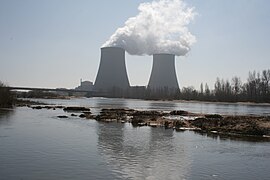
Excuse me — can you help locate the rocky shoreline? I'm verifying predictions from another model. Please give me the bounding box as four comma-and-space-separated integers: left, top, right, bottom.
24, 104, 270, 138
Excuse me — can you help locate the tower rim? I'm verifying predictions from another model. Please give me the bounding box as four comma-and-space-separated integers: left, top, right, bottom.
101, 46, 125, 51
153, 53, 175, 56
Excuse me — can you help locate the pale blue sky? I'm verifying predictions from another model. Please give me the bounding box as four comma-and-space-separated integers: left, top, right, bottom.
0, 0, 269, 89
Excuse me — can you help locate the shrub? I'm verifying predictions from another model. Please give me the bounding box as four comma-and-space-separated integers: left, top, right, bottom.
0, 82, 14, 108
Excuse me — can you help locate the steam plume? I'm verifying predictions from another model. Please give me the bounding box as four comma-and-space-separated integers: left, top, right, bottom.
102, 0, 196, 56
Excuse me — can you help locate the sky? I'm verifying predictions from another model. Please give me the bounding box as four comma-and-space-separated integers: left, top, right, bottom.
0, 0, 270, 89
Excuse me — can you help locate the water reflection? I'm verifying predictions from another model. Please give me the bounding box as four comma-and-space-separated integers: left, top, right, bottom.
97, 123, 191, 179
95, 98, 128, 109
149, 101, 176, 111
0, 108, 14, 126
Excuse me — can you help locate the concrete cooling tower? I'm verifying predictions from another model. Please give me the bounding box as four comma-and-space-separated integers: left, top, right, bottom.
94, 47, 130, 91
148, 54, 179, 90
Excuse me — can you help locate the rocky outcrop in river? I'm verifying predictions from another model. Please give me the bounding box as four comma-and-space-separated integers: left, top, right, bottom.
28, 104, 270, 138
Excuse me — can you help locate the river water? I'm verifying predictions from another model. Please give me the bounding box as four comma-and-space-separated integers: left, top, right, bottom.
0, 98, 270, 180
30, 97, 270, 116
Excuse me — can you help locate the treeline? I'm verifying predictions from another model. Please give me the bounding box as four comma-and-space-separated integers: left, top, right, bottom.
105, 69, 270, 103
0, 82, 15, 108
1, 69, 269, 104
18, 90, 60, 99
178, 69, 270, 103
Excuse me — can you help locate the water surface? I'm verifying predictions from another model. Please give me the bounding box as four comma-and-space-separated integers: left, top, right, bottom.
30, 97, 270, 116
0, 98, 270, 179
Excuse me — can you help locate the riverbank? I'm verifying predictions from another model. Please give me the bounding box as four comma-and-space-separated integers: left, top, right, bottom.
171, 99, 270, 106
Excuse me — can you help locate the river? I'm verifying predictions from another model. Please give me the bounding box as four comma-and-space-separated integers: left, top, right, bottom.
29, 97, 270, 116
0, 98, 269, 179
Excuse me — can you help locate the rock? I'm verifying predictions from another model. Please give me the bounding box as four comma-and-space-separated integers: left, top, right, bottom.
95, 115, 102, 121
170, 110, 189, 116
63, 106, 90, 112
191, 117, 219, 131
132, 110, 162, 116
95, 108, 133, 122
190, 115, 270, 136
79, 114, 86, 118
31, 105, 64, 110
164, 121, 171, 129
131, 117, 145, 127
57, 115, 68, 118
174, 120, 186, 129
56, 106, 65, 109
71, 114, 77, 117
90, 108, 270, 137
85, 114, 96, 119
95, 114, 116, 122
149, 123, 158, 127
137, 122, 147, 126
205, 114, 223, 119
32, 106, 42, 110
44, 106, 52, 109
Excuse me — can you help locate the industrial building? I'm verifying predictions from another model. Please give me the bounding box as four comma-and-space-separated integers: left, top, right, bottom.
148, 54, 179, 90
94, 47, 130, 92
93, 47, 180, 97
75, 80, 94, 91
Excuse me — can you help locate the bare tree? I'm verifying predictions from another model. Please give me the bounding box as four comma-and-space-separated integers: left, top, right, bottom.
231, 76, 242, 95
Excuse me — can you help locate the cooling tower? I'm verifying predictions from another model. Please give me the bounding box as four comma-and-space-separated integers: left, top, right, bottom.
94, 47, 130, 91
148, 54, 179, 90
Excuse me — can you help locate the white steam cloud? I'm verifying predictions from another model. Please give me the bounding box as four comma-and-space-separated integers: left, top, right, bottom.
102, 0, 196, 56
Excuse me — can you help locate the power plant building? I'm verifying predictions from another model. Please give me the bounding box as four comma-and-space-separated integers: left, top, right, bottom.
94, 47, 130, 92
75, 80, 93, 91
148, 54, 179, 91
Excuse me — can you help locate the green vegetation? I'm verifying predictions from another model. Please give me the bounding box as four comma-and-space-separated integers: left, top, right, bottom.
0, 82, 15, 108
